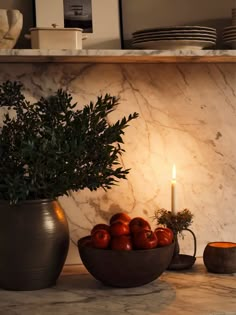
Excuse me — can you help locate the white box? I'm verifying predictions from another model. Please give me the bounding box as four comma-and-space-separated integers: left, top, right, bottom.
28, 27, 85, 49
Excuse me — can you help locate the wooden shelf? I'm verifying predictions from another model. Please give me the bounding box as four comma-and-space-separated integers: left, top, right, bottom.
0, 49, 236, 63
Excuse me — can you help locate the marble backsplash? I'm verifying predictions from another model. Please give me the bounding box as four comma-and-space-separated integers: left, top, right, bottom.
0, 62, 236, 264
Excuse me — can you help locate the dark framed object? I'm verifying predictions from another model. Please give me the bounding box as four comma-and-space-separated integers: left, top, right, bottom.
33, 0, 123, 49
63, 0, 93, 33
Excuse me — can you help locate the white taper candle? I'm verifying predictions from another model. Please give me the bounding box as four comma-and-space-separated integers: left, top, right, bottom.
171, 164, 176, 215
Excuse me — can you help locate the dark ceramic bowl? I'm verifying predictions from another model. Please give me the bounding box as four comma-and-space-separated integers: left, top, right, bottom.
77, 236, 175, 288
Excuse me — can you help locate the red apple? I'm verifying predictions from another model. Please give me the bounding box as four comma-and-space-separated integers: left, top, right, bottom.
109, 212, 131, 225
129, 217, 151, 234
110, 220, 130, 237
155, 227, 174, 246
91, 229, 111, 249
111, 235, 133, 251
91, 223, 110, 235
133, 229, 158, 249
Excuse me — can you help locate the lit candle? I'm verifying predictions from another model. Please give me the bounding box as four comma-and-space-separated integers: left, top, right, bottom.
171, 164, 176, 215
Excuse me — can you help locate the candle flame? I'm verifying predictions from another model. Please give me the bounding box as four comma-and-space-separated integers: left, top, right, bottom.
172, 164, 176, 181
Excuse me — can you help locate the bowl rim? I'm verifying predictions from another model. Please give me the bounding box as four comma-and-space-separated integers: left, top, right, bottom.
206, 241, 236, 248
77, 235, 175, 253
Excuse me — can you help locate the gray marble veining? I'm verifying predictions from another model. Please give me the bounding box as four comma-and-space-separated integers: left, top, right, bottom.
0, 62, 236, 264
0, 259, 235, 315
0, 49, 235, 57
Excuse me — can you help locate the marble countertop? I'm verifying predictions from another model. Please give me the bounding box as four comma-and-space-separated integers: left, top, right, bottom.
0, 49, 236, 63
0, 49, 235, 56
0, 258, 235, 315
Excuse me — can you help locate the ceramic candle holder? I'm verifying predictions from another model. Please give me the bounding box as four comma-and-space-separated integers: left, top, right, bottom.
203, 242, 236, 274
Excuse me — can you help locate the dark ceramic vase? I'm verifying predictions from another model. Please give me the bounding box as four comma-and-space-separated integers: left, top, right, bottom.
0, 199, 69, 291
173, 233, 180, 257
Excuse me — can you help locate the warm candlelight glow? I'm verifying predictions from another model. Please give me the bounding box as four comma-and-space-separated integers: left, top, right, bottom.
209, 242, 236, 248
171, 164, 176, 214
172, 164, 176, 181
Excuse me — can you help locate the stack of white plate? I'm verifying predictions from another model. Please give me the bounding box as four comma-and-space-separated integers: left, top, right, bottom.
223, 26, 236, 48
131, 26, 217, 50
222, 8, 236, 48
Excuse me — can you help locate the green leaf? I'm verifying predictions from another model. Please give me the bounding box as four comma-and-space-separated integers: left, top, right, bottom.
0, 80, 139, 204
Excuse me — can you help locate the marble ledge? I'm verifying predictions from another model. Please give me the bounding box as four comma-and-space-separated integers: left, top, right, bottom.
0, 49, 236, 63
0, 258, 235, 315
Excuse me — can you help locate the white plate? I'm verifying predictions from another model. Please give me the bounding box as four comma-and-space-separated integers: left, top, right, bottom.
223, 28, 236, 33
132, 34, 217, 43
132, 39, 216, 50
223, 35, 236, 41
223, 39, 236, 48
132, 36, 216, 44
223, 30, 236, 36
223, 26, 236, 31
133, 31, 217, 41
132, 26, 217, 36
133, 29, 217, 39
223, 38, 236, 43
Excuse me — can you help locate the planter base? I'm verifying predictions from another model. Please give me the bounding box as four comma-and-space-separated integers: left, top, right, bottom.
0, 200, 69, 291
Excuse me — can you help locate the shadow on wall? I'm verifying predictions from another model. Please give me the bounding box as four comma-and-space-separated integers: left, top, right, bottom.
0, 0, 34, 48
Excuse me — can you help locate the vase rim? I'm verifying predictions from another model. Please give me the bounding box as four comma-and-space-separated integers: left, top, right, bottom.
0, 199, 55, 205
